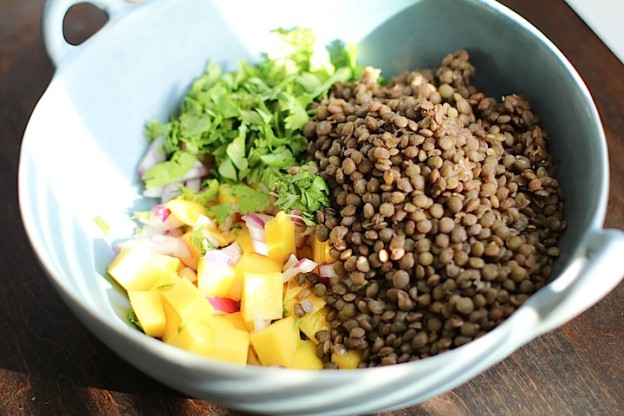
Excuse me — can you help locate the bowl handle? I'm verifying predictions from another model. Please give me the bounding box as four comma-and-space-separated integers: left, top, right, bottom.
42, 0, 132, 67
528, 228, 624, 338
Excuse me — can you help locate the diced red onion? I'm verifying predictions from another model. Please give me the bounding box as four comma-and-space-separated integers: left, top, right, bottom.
282, 253, 298, 272
248, 226, 266, 243
202, 229, 221, 249
251, 240, 269, 256
137, 205, 183, 232
183, 160, 209, 181
195, 215, 217, 231
137, 135, 166, 177
283, 257, 318, 282
207, 297, 240, 314
289, 210, 306, 226
143, 160, 209, 202
160, 182, 182, 203
318, 263, 338, 279
184, 177, 201, 192
220, 242, 242, 265
150, 234, 197, 269
153, 204, 170, 222
204, 249, 237, 267
241, 213, 273, 229
117, 235, 197, 270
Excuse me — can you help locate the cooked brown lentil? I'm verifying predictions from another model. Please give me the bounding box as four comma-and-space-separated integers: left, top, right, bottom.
302, 50, 566, 368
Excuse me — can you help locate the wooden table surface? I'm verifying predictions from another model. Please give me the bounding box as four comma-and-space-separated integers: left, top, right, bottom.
1, 0, 623, 415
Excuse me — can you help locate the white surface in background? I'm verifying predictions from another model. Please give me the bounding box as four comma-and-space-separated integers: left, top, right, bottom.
565, 0, 624, 63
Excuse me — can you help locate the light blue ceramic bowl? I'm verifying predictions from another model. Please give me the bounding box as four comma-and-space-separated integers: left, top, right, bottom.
19, 0, 624, 414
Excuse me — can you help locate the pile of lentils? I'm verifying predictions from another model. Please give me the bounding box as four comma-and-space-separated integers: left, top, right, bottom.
300, 50, 566, 368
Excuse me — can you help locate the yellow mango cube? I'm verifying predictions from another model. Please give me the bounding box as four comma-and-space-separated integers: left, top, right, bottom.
265, 211, 296, 264
241, 272, 283, 325
161, 277, 214, 341
250, 316, 300, 367
234, 226, 254, 254
165, 199, 207, 226
229, 252, 281, 301
207, 324, 250, 365
196, 256, 236, 298
283, 283, 326, 318
211, 312, 248, 332
108, 246, 181, 291
148, 269, 180, 291
289, 339, 323, 370
128, 290, 166, 338
181, 231, 203, 260
166, 319, 214, 357
331, 348, 363, 369
299, 307, 332, 344
312, 236, 334, 265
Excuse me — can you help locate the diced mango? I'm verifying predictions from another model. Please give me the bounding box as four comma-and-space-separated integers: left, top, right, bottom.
265, 211, 296, 264
167, 319, 214, 357
241, 272, 283, 325
207, 324, 250, 365
250, 316, 300, 367
283, 283, 326, 318
178, 266, 198, 283
108, 246, 181, 291
204, 227, 233, 247
161, 298, 181, 342
299, 306, 332, 344
128, 290, 166, 338
289, 339, 323, 370
234, 226, 254, 254
331, 348, 363, 369
197, 256, 236, 298
211, 312, 248, 332
161, 277, 214, 341
148, 269, 180, 291
165, 199, 207, 226
229, 252, 281, 301
181, 231, 203, 260
312, 236, 334, 265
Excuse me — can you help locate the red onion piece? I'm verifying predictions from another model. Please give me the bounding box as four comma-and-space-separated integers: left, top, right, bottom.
282, 257, 318, 282
137, 135, 166, 177
251, 240, 269, 256
207, 297, 240, 314
318, 263, 338, 279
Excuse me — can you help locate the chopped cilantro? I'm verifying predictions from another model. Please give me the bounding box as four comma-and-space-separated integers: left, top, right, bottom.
142, 151, 197, 188
228, 184, 271, 215
128, 309, 143, 331
94, 215, 111, 235
206, 203, 233, 225
266, 163, 329, 224
176, 178, 219, 206
141, 27, 361, 221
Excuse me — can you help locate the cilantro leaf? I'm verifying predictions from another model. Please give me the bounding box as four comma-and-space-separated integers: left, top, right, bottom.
142, 152, 197, 189
228, 184, 271, 215
128, 309, 143, 331
94, 215, 111, 236
176, 179, 219, 205
206, 203, 234, 225
266, 163, 330, 220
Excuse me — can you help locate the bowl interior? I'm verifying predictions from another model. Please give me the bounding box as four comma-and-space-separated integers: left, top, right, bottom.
19, 0, 608, 411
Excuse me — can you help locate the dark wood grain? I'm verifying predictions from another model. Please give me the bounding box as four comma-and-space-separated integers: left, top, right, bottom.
1, 0, 622, 415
